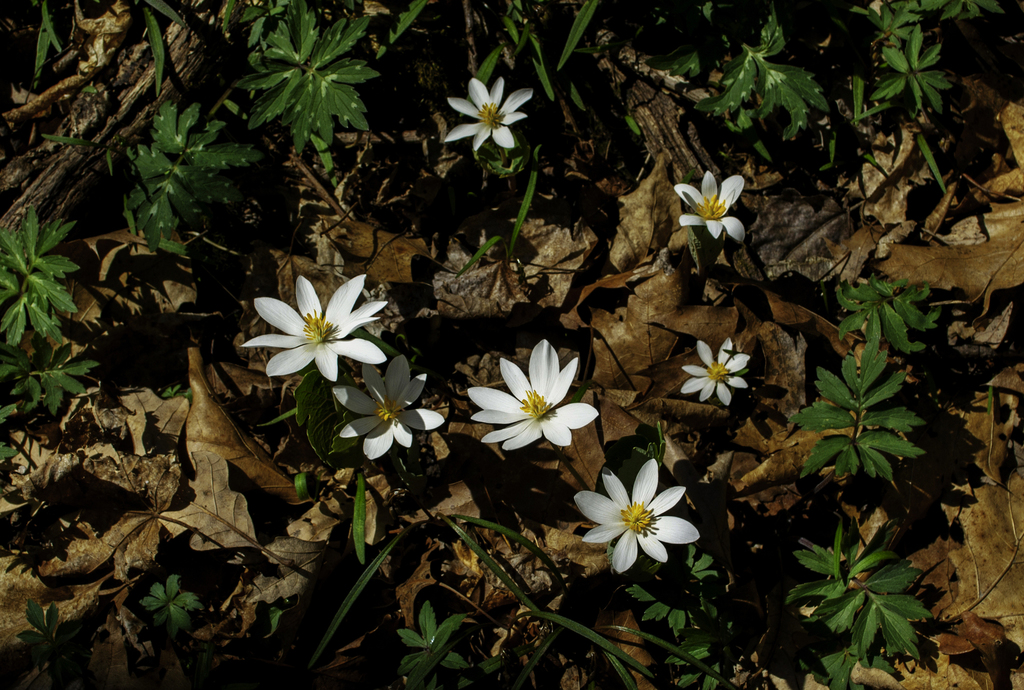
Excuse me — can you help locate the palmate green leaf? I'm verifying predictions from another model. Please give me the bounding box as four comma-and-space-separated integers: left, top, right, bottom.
790, 402, 855, 431
794, 545, 839, 577
127, 101, 262, 250
239, 0, 378, 152
859, 406, 924, 431
647, 45, 704, 78
858, 430, 924, 458
865, 561, 920, 593
786, 578, 846, 605
813, 590, 864, 633
814, 368, 856, 410
801, 435, 852, 476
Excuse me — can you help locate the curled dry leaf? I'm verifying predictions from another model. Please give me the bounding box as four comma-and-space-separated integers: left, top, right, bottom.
606, 153, 681, 273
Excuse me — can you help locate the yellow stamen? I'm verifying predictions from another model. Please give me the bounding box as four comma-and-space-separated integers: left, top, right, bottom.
520, 389, 552, 418
302, 311, 337, 343
621, 502, 654, 534
478, 102, 503, 129
376, 396, 400, 422
707, 362, 730, 382
696, 194, 728, 221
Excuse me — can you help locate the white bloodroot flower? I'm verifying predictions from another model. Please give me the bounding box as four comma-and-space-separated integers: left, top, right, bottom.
334, 356, 444, 460
445, 77, 533, 150
674, 171, 746, 242
681, 338, 750, 406
468, 339, 598, 451
243, 275, 386, 382
574, 458, 699, 574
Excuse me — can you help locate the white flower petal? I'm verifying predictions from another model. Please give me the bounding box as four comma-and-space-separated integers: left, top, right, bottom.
530, 341, 560, 400
632, 459, 659, 506
363, 424, 395, 459
502, 111, 528, 125
678, 214, 707, 227
727, 353, 750, 371
392, 422, 413, 448
728, 376, 748, 389
636, 532, 668, 563
700, 170, 718, 199
499, 359, 531, 402
335, 300, 387, 337
601, 468, 630, 510
717, 381, 733, 406
243, 334, 307, 349
397, 374, 427, 409
719, 339, 734, 363
314, 348, 338, 381
720, 175, 745, 205
399, 408, 444, 431
611, 530, 638, 573
254, 298, 305, 336
681, 365, 709, 377
654, 516, 700, 544
681, 377, 708, 395
341, 415, 382, 437
491, 126, 515, 148
473, 409, 531, 425
468, 387, 524, 415
574, 491, 624, 526
648, 486, 685, 515
721, 216, 745, 242
696, 341, 715, 368
501, 422, 543, 450
548, 357, 578, 405
333, 386, 378, 415
468, 78, 490, 109
582, 523, 628, 544
384, 356, 410, 401
488, 76, 505, 106
480, 419, 533, 445
550, 403, 598, 430
674, 184, 703, 209
326, 338, 386, 364
705, 220, 724, 238
448, 97, 480, 117
445, 122, 487, 143
265, 346, 315, 377
472, 126, 492, 151
362, 361, 387, 403
540, 420, 572, 447
295, 277, 321, 319
500, 88, 533, 115
699, 379, 716, 402
324, 274, 365, 325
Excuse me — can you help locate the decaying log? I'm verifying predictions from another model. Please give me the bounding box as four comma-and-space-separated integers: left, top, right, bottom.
0, 0, 237, 231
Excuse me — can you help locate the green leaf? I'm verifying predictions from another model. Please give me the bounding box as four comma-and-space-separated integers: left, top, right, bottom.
795, 545, 839, 576
813, 590, 864, 633
557, 0, 599, 70
801, 435, 853, 477
865, 561, 921, 593
376, 0, 429, 58
142, 7, 166, 97
790, 402, 855, 431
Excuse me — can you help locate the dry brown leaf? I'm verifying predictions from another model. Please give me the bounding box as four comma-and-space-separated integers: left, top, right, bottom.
187, 348, 298, 503
747, 189, 855, 281
119, 388, 189, 457
859, 125, 932, 227
327, 218, 432, 284
595, 608, 655, 690
161, 450, 259, 552
247, 536, 327, 649
878, 201, 1024, 319
943, 473, 1024, 647
0, 559, 102, 677
759, 322, 806, 419
591, 303, 676, 392
606, 153, 681, 272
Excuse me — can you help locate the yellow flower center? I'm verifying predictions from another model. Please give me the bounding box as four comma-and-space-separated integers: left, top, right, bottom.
302, 311, 337, 343
621, 502, 654, 534
696, 194, 728, 221
707, 362, 730, 382
478, 102, 503, 130
520, 389, 552, 419
376, 396, 400, 422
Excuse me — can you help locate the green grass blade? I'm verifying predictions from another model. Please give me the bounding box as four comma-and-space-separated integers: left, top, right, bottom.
605, 651, 639, 690
528, 612, 654, 679
476, 44, 505, 85
354, 470, 366, 565
452, 514, 566, 594
142, 7, 166, 97
441, 515, 538, 611
308, 525, 413, 668
557, 0, 599, 70
529, 36, 555, 100
915, 133, 946, 194
377, 0, 429, 58
512, 627, 562, 690
456, 642, 537, 688
456, 235, 503, 278
143, 0, 185, 26
602, 625, 739, 690
508, 145, 541, 258
256, 407, 298, 427
222, 0, 236, 33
